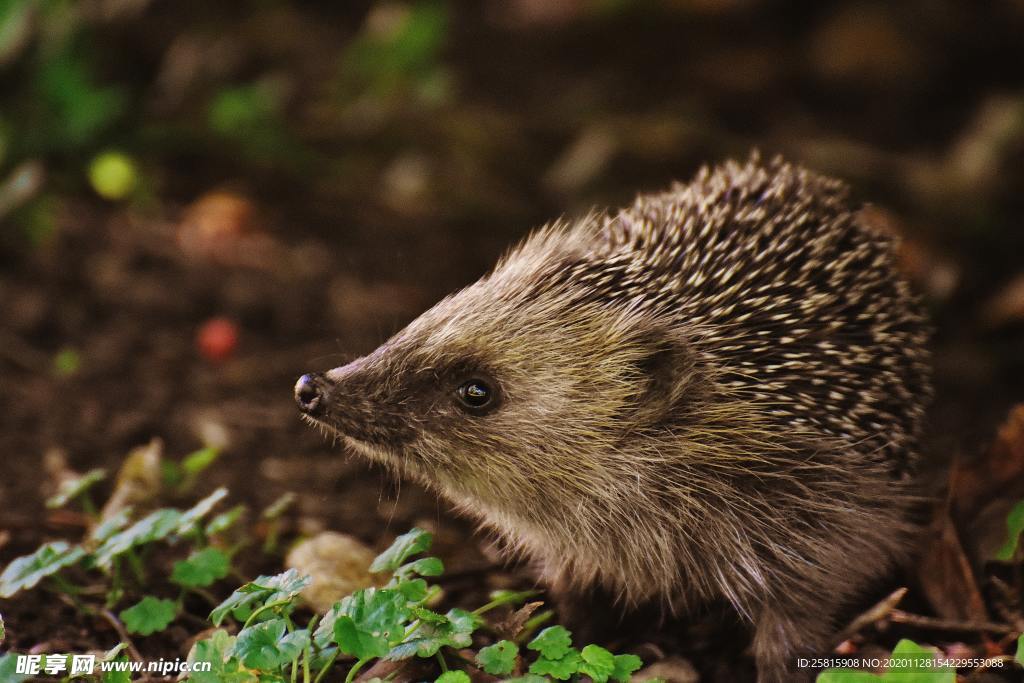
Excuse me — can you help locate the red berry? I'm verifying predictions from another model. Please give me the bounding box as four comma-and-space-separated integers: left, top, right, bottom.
197, 317, 239, 363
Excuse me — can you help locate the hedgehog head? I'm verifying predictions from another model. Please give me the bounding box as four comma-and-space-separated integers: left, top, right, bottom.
294, 219, 700, 532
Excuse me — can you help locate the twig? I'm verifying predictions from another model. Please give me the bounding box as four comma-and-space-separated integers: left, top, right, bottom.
99, 608, 145, 662
888, 609, 1016, 635
835, 587, 908, 643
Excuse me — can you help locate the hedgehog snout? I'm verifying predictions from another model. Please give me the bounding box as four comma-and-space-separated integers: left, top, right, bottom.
294, 372, 327, 416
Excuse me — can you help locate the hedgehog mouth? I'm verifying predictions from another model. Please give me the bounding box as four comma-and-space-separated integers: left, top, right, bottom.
301, 414, 376, 456
301, 413, 402, 468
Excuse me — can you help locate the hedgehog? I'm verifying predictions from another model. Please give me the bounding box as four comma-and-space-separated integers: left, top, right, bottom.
295, 156, 931, 682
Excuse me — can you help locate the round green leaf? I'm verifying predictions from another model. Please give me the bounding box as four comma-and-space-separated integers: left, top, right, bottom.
476, 640, 518, 675
120, 596, 176, 636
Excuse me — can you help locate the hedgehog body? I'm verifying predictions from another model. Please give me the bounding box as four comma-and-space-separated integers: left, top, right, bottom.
296, 157, 931, 682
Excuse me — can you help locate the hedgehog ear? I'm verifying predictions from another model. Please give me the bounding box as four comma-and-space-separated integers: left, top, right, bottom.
632, 329, 698, 425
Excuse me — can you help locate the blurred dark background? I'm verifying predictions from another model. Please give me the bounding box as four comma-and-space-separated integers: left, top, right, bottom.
1, 0, 1023, 629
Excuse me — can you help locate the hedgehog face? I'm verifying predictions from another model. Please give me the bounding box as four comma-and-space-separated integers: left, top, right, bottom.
295, 253, 699, 527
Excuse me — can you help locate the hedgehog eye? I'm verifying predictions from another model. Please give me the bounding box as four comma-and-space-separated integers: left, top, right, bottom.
456, 379, 493, 411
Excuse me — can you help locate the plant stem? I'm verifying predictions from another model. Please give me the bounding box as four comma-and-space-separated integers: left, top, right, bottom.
242, 598, 292, 629
516, 610, 554, 643
125, 549, 146, 584
108, 557, 123, 608
302, 639, 312, 683
472, 590, 541, 616
312, 651, 339, 683
98, 608, 144, 662
49, 573, 83, 596
401, 619, 422, 640
344, 657, 369, 683
435, 652, 448, 672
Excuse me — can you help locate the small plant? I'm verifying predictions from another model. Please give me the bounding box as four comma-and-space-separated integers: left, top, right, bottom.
0, 445, 643, 682
0, 442, 237, 640
187, 528, 644, 682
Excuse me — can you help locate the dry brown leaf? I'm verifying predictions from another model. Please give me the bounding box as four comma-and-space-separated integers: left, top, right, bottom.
98, 438, 163, 523
285, 531, 381, 613
491, 600, 544, 642
633, 656, 700, 683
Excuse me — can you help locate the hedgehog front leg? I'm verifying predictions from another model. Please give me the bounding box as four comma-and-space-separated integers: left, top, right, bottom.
751, 605, 827, 683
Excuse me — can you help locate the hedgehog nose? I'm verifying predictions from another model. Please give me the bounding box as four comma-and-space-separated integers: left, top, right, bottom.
294, 373, 325, 415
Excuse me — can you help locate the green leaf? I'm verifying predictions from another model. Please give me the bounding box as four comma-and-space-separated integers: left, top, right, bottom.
996, 500, 1024, 561
183, 447, 221, 476
334, 617, 390, 660
816, 639, 953, 683
388, 608, 480, 661
333, 588, 410, 659
611, 653, 643, 682
186, 630, 253, 683
178, 487, 229, 533
0, 652, 31, 682
529, 648, 581, 680
205, 504, 247, 536
261, 492, 296, 520
444, 609, 478, 643
0, 541, 86, 597
502, 677, 547, 683
527, 626, 573, 660
46, 468, 106, 508
396, 577, 429, 602
886, 640, 953, 680
210, 569, 311, 626
370, 528, 433, 573
103, 643, 128, 661
314, 601, 344, 650
436, 672, 470, 683
93, 509, 182, 567
411, 606, 448, 623
579, 644, 616, 683
482, 589, 541, 610
476, 640, 518, 675
232, 619, 309, 670
120, 596, 177, 636
172, 548, 231, 588
404, 556, 444, 577
89, 507, 133, 543
101, 654, 132, 683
